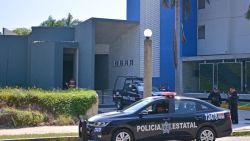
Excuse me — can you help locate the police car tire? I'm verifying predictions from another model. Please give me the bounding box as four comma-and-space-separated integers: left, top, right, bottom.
197, 127, 216, 141
112, 129, 134, 141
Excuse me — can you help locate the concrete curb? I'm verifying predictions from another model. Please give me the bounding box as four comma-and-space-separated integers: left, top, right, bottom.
2, 136, 77, 141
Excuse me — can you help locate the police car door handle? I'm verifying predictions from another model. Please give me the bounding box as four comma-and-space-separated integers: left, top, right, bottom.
163, 118, 171, 121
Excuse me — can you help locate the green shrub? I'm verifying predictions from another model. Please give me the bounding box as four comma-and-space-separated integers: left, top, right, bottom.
55, 115, 75, 126
0, 88, 97, 116
0, 108, 44, 127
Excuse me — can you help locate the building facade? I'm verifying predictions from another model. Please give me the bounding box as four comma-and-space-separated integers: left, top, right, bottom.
1, 0, 250, 96
183, 0, 250, 95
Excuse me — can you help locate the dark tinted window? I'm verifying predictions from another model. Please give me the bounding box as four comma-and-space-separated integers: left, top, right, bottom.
123, 98, 154, 113
196, 102, 213, 111
246, 62, 250, 92
175, 100, 197, 113
199, 63, 214, 91
198, 0, 205, 9
175, 100, 213, 114
142, 100, 169, 115
198, 25, 205, 39
218, 63, 241, 91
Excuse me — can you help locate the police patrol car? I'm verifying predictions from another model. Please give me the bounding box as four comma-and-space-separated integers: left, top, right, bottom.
79, 92, 232, 141
112, 76, 166, 109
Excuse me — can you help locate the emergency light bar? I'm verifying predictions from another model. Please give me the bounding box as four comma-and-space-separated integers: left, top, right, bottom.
160, 92, 176, 97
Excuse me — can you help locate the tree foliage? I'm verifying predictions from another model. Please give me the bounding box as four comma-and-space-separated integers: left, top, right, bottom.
40, 13, 81, 27
12, 28, 31, 35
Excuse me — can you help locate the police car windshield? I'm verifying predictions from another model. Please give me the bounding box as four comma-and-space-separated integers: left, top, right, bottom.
137, 83, 144, 92
122, 98, 154, 113
136, 83, 158, 92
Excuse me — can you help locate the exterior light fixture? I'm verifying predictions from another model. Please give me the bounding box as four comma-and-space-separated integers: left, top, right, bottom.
144, 29, 152, 38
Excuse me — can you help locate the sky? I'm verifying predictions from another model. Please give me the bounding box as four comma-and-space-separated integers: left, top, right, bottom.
0, 0, 126, 29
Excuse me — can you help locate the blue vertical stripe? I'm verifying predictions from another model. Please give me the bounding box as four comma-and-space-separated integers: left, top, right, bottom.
153, 0, 197, 91
127, 0, 140, 21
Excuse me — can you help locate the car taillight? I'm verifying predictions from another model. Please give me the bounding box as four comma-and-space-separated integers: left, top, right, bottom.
225, 112, 231, 119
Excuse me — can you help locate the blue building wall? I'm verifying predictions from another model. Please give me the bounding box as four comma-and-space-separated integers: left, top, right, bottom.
181, 0, 197, 57
0, 36, 28, 87
153, 1, 176, 91
127, 0, 140, 21
153, 0, 197, 91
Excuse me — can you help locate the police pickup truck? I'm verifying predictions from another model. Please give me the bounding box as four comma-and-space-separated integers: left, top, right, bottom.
112, 76, 165, 109
79, 92, 232, 141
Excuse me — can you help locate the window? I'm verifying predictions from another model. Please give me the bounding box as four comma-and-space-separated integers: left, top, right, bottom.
175, 100, 197, 113
130, 60, 134, 66
199, 104, 210, 111
125, 60, 129, 66
142, 100, 169, 114
199, 64, 214, 91
113, 61, 119, 67
218, 63, 241, 91
119, 60, 124, 67
198, 25, 205, 39
198, 0, 205, 9
246, 62, 250, 92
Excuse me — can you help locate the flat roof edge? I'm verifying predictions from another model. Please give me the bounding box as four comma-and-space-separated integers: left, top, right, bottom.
90, 17, 139, 24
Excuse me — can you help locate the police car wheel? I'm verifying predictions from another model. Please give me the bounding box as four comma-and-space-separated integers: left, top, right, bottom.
116, 100, 122, 110
197, 127, 216, 141
112, 129, 134, 141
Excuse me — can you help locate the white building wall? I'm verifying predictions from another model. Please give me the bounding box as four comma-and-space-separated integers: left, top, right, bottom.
230, 0, 250, 54
95, 44, 110, 54
198, 0, 250, 55
109, 26, 140, 88
139, 0, 160, 77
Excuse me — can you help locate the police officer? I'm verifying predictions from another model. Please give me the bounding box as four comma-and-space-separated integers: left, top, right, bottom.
228, 87, 238, 124
208, 87, 222, 107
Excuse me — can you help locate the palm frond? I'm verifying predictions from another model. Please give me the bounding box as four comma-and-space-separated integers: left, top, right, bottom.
162, 0, 175, 8
246, 4, 250, 20
183, 0, 191, 17
66, 13, 73, 26
206, 0, 210, 5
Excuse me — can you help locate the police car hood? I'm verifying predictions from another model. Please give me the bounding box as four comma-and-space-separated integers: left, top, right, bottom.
88, 111, 130, 122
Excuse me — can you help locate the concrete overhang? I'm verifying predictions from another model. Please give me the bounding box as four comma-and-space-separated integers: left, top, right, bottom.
93, 18, 139, 44
182, 53, 250, 62
32, 41, 79, 48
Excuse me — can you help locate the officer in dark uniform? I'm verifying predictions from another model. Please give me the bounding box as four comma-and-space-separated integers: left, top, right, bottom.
208, 87, 222, 107
228, 87, 238, 124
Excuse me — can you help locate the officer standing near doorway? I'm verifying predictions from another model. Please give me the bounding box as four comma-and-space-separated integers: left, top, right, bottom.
228, 86, 239, 124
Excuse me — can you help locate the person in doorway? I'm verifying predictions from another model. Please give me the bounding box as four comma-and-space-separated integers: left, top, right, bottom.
208, 87, 222, 107
228, 86, 239, 124
68, 78, 76, 89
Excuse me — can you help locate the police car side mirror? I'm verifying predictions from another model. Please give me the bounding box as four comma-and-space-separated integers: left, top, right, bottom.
139, 110, 148, 117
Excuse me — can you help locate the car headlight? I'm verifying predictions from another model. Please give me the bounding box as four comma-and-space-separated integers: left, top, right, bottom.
93, 122, 110, 127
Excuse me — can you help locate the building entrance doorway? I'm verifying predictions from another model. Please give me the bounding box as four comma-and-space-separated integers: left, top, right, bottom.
95, 54, 109, 90
63, 48, 78, 89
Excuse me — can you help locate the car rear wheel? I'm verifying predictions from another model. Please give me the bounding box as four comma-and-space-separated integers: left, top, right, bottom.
116, 100, 123, 110
197, 127, 216, 141
112, 129, 134, 141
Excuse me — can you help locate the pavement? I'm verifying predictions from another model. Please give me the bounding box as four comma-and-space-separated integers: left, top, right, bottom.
0, 91, 250, 136
232, 110, 250, 132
